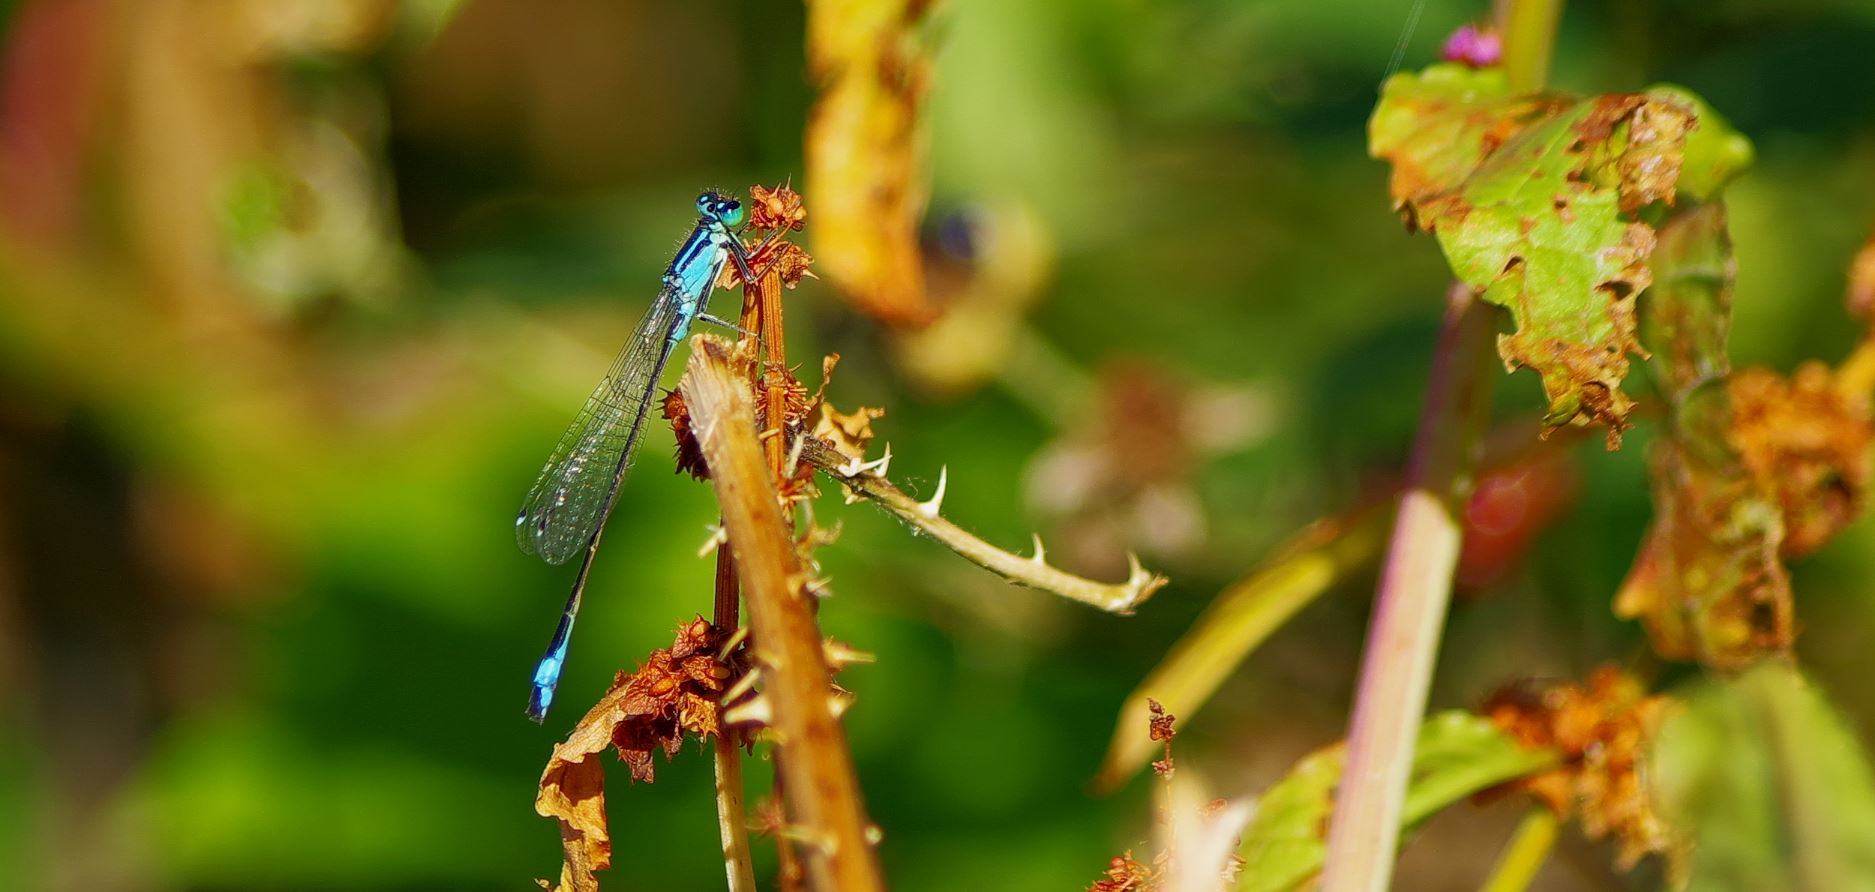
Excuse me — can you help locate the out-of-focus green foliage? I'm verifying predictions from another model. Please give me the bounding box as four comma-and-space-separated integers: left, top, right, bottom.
1237, 711, 1558, 892
1654, 664, 1875, 890
0, 0, 1873, 890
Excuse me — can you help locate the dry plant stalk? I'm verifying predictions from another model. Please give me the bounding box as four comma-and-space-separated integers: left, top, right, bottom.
681, 336, 885, 892
709, 182, 813, 892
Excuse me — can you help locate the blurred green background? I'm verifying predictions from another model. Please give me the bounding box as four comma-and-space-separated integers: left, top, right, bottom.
3, 0, 1875, 889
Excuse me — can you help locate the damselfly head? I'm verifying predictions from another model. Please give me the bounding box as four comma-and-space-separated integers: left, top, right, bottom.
697, 191, 746, 227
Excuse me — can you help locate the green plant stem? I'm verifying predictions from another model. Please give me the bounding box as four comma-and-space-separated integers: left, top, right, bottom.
1499, 0, 1563, 93
1321, 4, 1562, 885
683, 336, 884, 892
1317, 284, 1500, 892
1478, 809, 1560, 892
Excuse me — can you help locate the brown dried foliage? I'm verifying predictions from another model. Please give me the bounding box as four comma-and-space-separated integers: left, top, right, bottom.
535, 619, 747, 891
1483, 666, 1681, 873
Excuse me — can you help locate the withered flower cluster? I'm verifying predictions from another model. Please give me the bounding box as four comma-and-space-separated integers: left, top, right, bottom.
1483, 666, 1680, 872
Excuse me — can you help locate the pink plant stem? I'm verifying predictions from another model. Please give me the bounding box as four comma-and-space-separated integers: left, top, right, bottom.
1318, 284, 1498, 891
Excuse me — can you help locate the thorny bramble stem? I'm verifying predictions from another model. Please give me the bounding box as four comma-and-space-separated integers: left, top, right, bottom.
682, 336, 885, 892
796, 436, 1167, 613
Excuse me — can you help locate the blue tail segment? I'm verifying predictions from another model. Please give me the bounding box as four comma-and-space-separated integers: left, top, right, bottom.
526, 612, 576, 723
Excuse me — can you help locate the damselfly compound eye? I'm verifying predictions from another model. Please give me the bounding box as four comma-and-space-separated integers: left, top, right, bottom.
719, 202, 746, 227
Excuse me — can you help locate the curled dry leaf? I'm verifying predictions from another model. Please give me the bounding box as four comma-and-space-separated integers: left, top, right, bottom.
1482, 666, 1682, 874
805, 0, 937, 326
1370, 64, 1752, 446
812, 402, 887, 462
535, 619, 746, 890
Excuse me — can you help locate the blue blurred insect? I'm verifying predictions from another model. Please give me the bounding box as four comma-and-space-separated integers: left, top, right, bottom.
515, 191, 756, 722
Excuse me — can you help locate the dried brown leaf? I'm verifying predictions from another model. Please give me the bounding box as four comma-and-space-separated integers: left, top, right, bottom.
811, 402, 887, 461
535, 619, 746, 889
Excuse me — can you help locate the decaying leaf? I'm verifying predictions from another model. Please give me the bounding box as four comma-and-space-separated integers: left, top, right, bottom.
1621, 201, 1793, 667
536, 751, 608, 892
805, 0, 938, 326
1235, 711, 1557, 892
1370, 64, 1752, 446
1617, 426, 1792, 667
1623, 203, 1873, 667
1483, 666, 1682, 874
535, 619, 745, 890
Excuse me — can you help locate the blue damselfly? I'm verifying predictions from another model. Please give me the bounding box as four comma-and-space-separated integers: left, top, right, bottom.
515, 191, 756, 722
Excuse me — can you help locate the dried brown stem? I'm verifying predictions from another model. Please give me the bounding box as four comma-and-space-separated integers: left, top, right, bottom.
682, 336, 884, 892
797, 436, 1166, 613
712, 544, 756, 892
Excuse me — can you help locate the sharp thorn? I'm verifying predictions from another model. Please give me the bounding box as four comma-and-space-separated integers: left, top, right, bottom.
697, 524, 728, 558
917, 466, 948, 518
722, 667, 761, 704
718, 626, 750, 659
723, 695, 773, 727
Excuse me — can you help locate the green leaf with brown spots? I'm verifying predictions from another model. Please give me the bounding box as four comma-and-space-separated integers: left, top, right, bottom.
1370, 65, 1754, 447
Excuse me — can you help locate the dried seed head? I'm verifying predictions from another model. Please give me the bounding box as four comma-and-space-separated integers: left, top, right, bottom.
750, 183, 807, 232
661, 389, 710, 480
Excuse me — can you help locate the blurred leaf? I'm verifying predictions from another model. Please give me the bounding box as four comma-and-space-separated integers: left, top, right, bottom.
1620, 201, 1792, 668
1371, 64, 1753, 446
1623, 203, 1873, 666
1236, 711, 1558, 892
1653, 663, 1875, 891
1094, 505, 1391, 792
1646, 86, 1755, 202
806, 0, 937, 326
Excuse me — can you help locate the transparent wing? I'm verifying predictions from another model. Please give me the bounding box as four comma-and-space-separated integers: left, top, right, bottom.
515, 288, 686, 564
